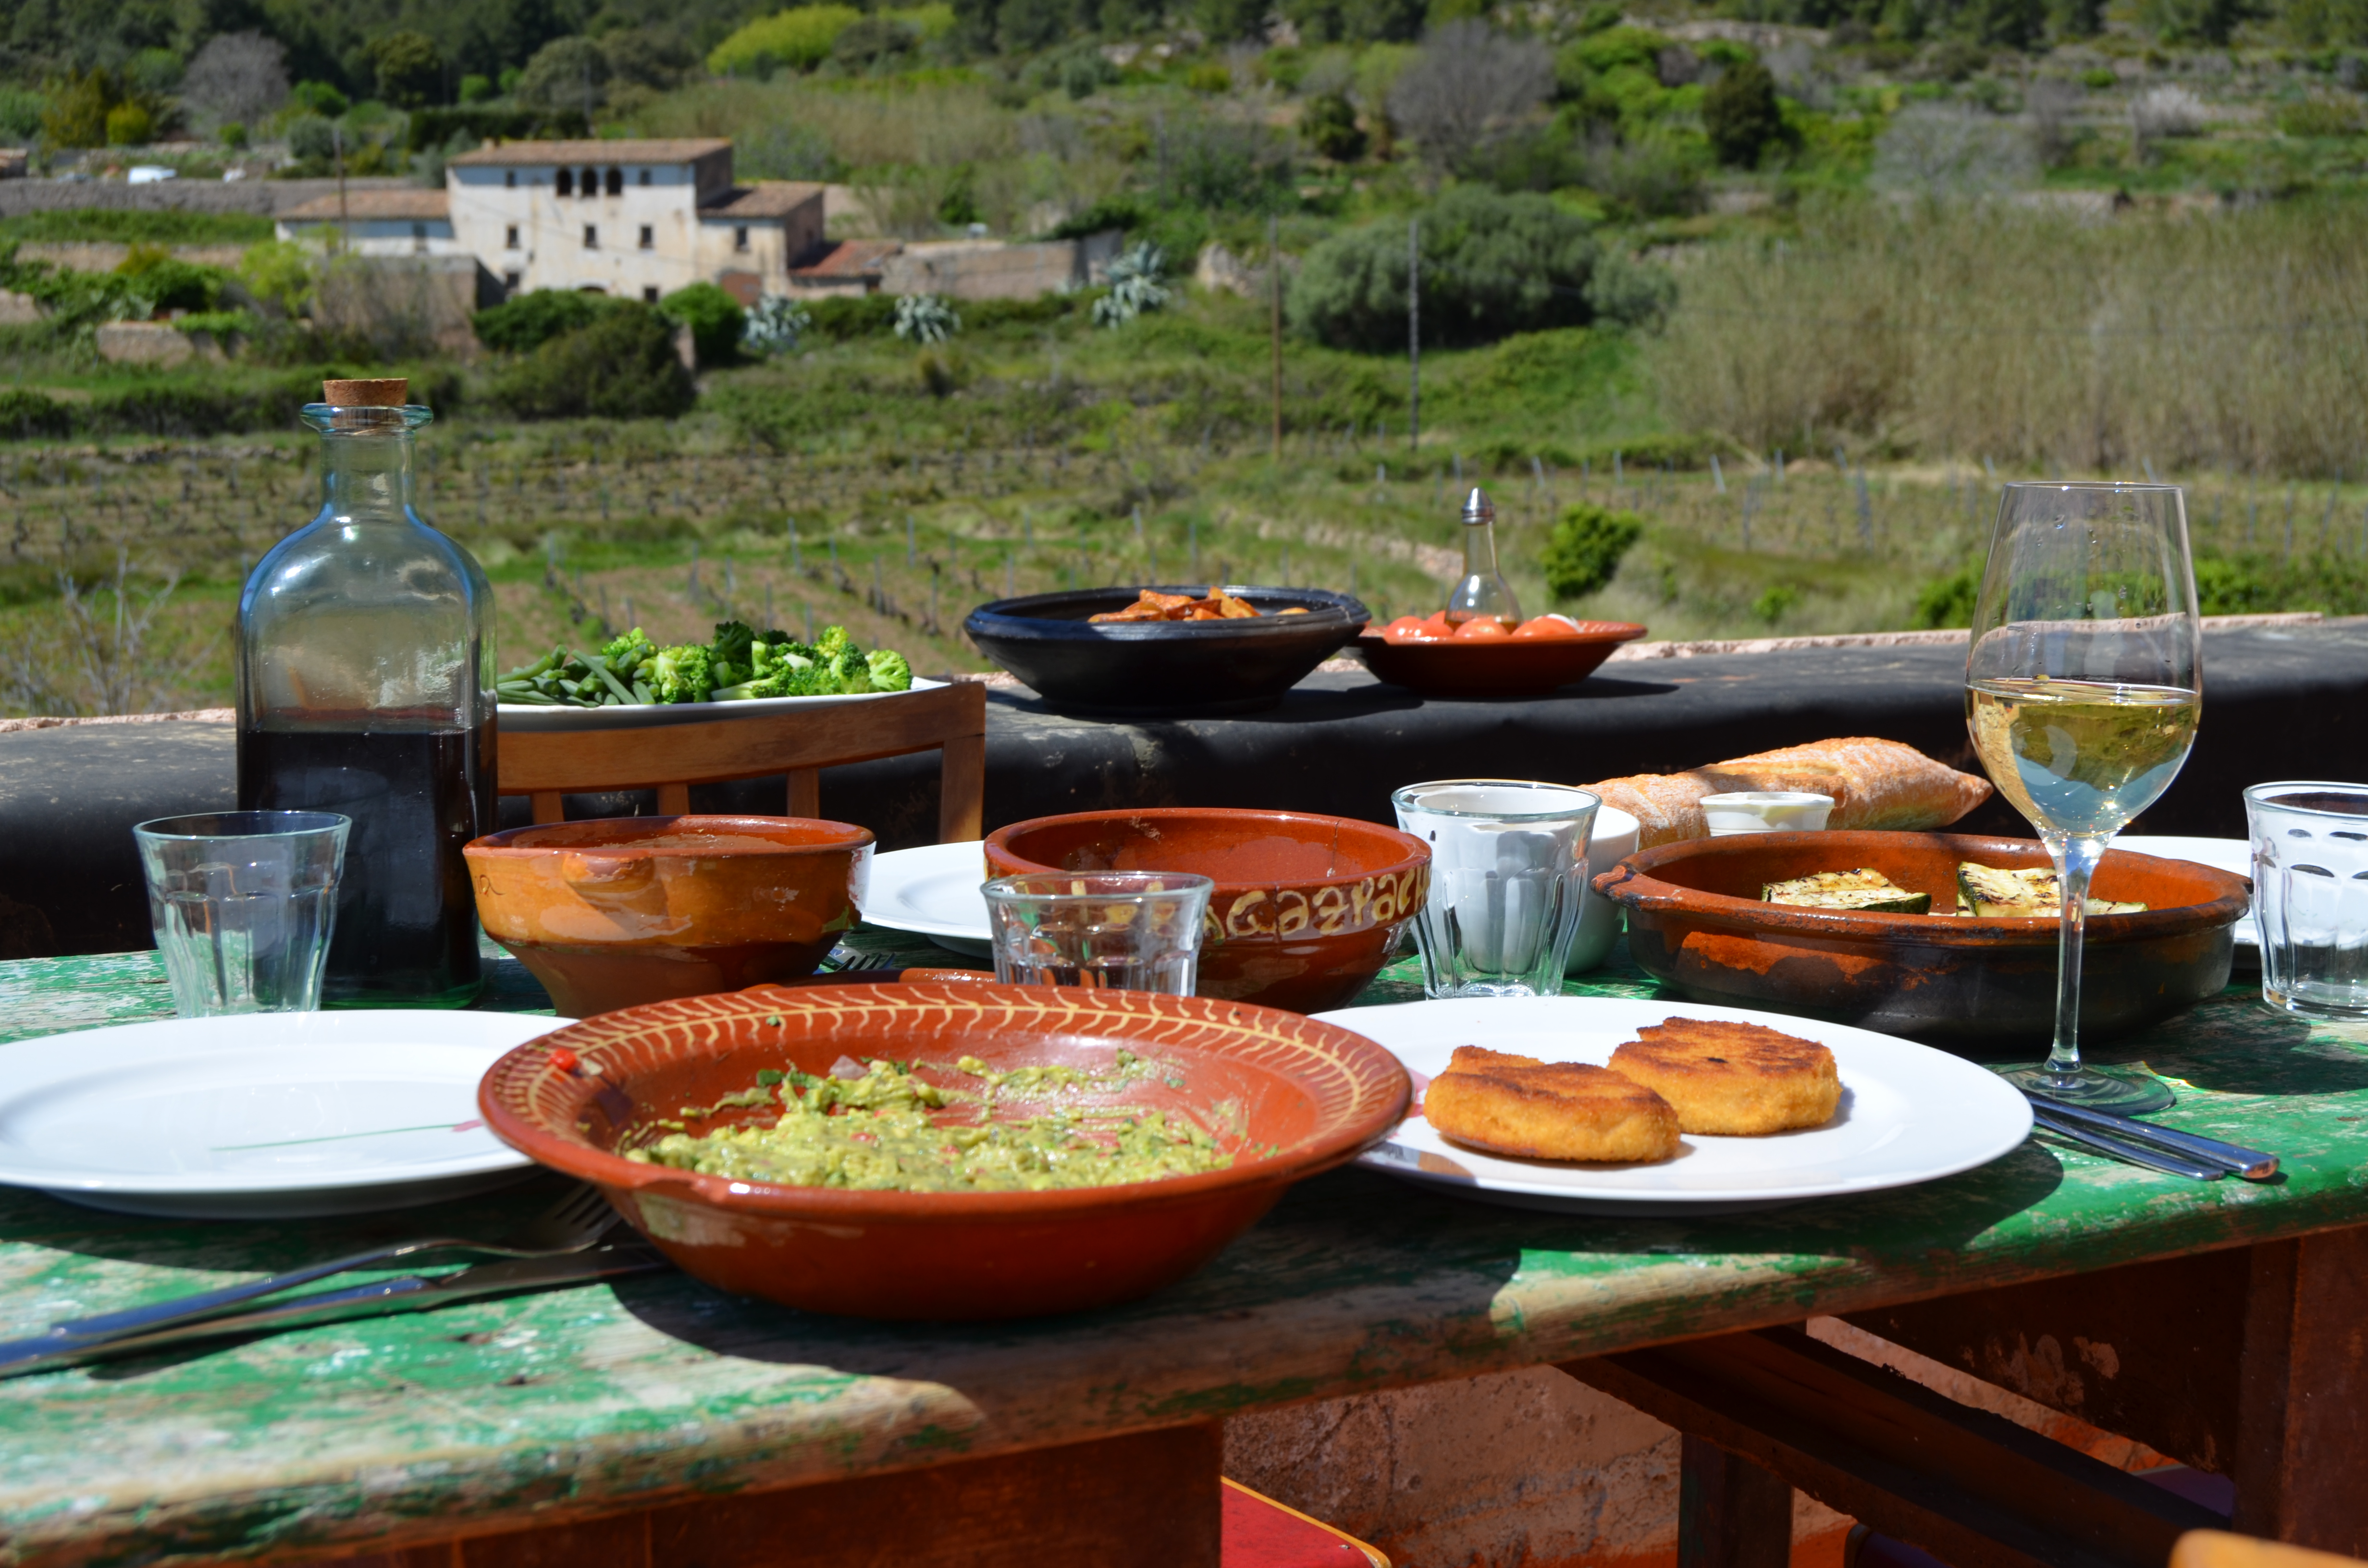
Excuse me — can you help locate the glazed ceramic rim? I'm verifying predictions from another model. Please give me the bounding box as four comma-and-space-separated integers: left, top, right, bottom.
1392, 780, 1603, 824
1597, 829, 2251, 941
966, 585, 1370, 639
2243, 781, 2368, 821
985, 806, 1429, 890
1356, 619, 1647, 650
464, 813, 874, 858
478, 981, 1412, 1219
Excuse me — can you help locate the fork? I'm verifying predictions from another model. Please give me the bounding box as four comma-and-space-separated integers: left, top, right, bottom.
37, 1184, 618, 1350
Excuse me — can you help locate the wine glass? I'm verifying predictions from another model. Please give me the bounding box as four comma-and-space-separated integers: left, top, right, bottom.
1964, 482, 2201, 1114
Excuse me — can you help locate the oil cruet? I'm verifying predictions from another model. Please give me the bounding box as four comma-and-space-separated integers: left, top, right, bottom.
1445, 486, 1522, 627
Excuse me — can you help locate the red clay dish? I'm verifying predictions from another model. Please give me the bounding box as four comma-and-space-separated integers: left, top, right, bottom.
1596, 830, 2249, 1047
984, 808, 1430, 1014
477, 981, 1411, 1320
466, 815, 871, 1017
1354, 621, 1647, 697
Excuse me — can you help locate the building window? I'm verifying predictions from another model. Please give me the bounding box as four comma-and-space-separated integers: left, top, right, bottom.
637, 225, 653, 249
638, 168, 652, 186
411, 221, 427, 253
734, 225, 749, 252
555, 167, 573, 196
504, 224, 519, 249
643, 286, 660, 303
505, 170, 516, 188
605, 166, 622, 196
581, 166, 598, 197
503, 270, 522, 292
583, 224, 598, 248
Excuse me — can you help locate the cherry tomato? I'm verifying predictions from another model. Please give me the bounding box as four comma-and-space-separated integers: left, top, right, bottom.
1512, 615, 1583, 639
547, 1047, 580, 1074
1381, 615, 1427, 637
1453, 618, 1512, 639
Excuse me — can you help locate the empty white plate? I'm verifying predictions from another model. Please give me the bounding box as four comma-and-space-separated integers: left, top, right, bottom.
862, 840, 992, 957
1317, 996, 2032, 1215
0, 1011, 572, 1218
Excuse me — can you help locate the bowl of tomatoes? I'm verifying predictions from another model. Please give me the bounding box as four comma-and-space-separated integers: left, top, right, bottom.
1353, 612, 1648, 698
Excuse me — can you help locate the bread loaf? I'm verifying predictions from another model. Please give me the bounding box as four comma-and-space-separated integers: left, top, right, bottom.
1587, 737, 1991, 849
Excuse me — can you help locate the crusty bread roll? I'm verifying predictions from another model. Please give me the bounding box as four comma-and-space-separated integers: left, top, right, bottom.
1587, 737, 1991, 849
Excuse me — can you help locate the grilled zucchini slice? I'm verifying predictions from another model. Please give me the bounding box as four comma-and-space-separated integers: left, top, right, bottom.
1761, 869, 1932, 915
1955, 862, 2147, 917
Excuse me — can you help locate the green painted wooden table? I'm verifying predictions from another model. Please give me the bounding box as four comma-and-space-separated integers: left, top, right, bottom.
0, 934, 2364, 1567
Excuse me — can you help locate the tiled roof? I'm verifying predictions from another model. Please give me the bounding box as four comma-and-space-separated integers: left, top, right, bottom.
699, 182, 826, 219
278, 189, 451, 221
448, 139, 731, 166
789, 239, 900, 278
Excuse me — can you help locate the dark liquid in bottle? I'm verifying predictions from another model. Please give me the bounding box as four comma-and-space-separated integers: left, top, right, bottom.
238, 718, 495, 1007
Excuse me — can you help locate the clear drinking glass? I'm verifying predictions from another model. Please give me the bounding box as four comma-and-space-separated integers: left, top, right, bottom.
133, 811, 351, 1017
1964, 482, 2201, 1112
2246, 783, 2368, 1025
1393, 780, 1599, 998
983, 872, 1215, 995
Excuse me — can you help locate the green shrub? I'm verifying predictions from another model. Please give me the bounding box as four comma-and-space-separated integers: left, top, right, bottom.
492, 305, 696, 420
115, 247, 224, 314
1301, 92, 1367, 160
707, 6, 866, 74
804, 293, 900, 340
1541, 501, 1644, 599
1704, 59, 1783, 168
82, 373, 327, 438
2277, 96, 2364, 136
1289, 186, 1632, 352
0, 390, 70, 441
472, 289, 608, 354
659, 282, 746, 368
103, 101, 153, 147
1912, 564, 1980, 628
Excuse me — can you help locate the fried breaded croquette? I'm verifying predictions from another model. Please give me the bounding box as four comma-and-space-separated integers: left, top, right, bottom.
1424, 1045, 1681, 1163
1607, 1019, 1841, 1136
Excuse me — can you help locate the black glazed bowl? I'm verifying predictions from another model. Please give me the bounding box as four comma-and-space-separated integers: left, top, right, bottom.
963, 586, 1370, 717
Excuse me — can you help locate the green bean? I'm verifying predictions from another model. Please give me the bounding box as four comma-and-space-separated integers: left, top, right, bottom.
588, 656, 641, 705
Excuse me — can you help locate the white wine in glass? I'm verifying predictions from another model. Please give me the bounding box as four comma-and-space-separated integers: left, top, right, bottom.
1964, 483, 2201, 1113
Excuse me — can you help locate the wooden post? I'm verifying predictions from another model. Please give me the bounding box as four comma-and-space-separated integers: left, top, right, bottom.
1270, 213, 1283, 460
1679, 1435, 1793, 1568
1407, 219, 1420, 454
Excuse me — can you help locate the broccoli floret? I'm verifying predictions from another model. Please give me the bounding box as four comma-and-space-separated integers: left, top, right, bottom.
813, 624, 853, 660
864, 648, 913, 691
602, 627, 655, 672
710, 620, 757, 682
649, 644, 715, 703
750, 638, 815, 679
712, 675, 787, 701
815, 648, 873, 694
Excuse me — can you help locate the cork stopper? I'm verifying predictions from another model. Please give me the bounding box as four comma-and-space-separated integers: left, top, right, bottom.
321, 378, 408, 407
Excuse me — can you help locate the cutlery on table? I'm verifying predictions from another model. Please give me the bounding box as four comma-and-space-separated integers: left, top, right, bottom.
37, 1183, 617, 1349
0, 1241, 668, 1378
2029, 1105, 2226, 1180
2023, 1093, 2279, 1181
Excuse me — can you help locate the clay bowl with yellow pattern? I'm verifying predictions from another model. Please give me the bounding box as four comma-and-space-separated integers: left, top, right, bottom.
478, 981, 1410, 1320
983, 808, 1430, 1015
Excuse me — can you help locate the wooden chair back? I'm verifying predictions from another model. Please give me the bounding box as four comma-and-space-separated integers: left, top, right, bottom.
497, 680, 987, 844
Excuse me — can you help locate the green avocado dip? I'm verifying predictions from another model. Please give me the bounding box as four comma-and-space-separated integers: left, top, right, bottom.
623, 1052, 1234, 1193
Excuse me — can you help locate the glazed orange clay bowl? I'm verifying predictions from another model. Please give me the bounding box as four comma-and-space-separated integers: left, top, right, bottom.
466, 815, 872, 1017
1354, 621, 1647, 698
984, 808, 1430, 1014
1596, 830, 2250, 1049
478, 981, 1410, 1320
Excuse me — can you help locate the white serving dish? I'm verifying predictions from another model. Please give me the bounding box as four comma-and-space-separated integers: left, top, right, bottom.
859, 840, 992, 957
1321, 995, 2032, 1215
498, 676, 947, 733
1569, 805, 1640, 975
0, 1011, 570, 1218
1702, 791, 1836, 836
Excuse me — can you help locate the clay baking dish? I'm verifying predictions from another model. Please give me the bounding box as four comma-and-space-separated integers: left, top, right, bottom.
478, 981, 1410, 1320
1353, 621, 1647, 698
1595, 831, 2250, 1048
466, 815, 871, 1017
984, 808, 1429, 1014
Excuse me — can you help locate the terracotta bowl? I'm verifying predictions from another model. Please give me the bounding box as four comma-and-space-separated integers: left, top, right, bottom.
1354, 621, 1648, 698
478, 981, 1410, 1320
984, 808, 1430, 1014
466, 815, 872, 1017
1595, 831, 2250, 1048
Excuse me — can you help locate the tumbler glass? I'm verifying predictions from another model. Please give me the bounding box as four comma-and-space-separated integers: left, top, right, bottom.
133, 810, 350, 1017
1393, 780, 1600, 998
2246, 782, 2368, 1025
982, 871, 1216, 995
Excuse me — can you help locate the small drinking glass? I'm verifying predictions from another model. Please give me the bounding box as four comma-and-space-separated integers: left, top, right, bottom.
133, 811, 350, 1017
982, 872, 1215, 995
2247, 782, 2368, 1026
1393, 780, 1600, 998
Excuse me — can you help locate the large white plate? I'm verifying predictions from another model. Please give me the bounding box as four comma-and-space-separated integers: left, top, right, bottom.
0, 1011, 571, 1219
2116, 836, 2257, 951
863, 840, 991, 957
499, 676, 947, 733
1318, 997, 2032, 1215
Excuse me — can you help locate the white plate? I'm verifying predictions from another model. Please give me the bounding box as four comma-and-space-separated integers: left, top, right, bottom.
0, 1011, 571, 1219
863, 840, 991, 957
2116, 836, 2256, 949
499, 676, 947, 733
1318, 996, 2032, 1215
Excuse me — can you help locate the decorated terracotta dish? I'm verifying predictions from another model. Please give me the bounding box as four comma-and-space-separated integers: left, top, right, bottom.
984, 807, 1430, 1014
466, 815, 871, 1017
1355, 615, 1647, 697
478, 981, 1410, 1320
1596, 830, 2250, 1047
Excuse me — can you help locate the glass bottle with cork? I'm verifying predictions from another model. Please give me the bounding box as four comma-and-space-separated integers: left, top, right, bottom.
236, 378, 496, 1008
1444, 486, 1521, 628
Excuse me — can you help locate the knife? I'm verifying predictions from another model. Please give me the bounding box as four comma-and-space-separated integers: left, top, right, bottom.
2028, 1103, 2225, 1181
2023, 1092, 2279, 1179
0, 1243, 670, 1379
